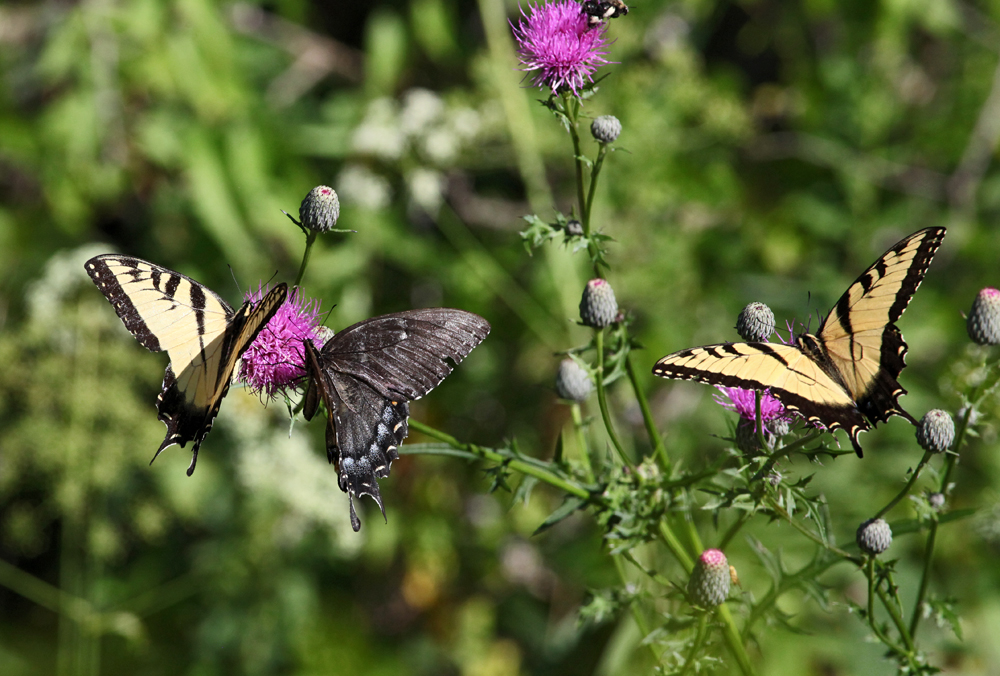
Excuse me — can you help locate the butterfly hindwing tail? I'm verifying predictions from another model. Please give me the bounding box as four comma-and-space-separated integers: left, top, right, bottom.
305, 309, 490, 530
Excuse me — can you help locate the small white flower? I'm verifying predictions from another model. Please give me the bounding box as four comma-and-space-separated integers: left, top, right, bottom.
337, 164, 392, 210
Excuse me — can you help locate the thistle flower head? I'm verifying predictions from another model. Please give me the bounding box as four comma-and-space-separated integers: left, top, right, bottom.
714, 386, 790, 431
736, 302, 776, 342
238, 285, 323, 399
967, 287, 1000, 345
856, 518, 892, 556
688, 549, 730, 607
512, 1, 612, 96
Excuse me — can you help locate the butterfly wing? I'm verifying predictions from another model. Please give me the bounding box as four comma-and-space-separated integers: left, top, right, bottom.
652, 341, 871, 447
652, 228, 945, 456
816, 227, 945, 430
85, 255, 287, 474
304, 308, 490, 530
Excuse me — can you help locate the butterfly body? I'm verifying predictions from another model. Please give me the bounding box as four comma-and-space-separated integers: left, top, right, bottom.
581, 0, 628, 25
302, 308, 490, 530
86, 255, 287, 474
653, 227, 946, 455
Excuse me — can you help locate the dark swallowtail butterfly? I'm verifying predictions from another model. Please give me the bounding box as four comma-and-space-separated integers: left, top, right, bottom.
302, 308, 491, 531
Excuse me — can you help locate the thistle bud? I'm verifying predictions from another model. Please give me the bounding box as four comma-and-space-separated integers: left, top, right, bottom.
928, 492, 946, 510
579, 278, 618, 328
591, 115, 622, 144
688, 549, 731, 607
299, 186, 341, 233
856, 518, 892, 556
967, 287, 1000, 345
736, 302, 775, 342
916, 409, 954, 454
565, 219, 584, 236
555, 358, 593, 402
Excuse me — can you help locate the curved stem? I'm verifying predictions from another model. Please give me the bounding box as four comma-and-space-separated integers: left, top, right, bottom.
595, 329, 631, 467
408, 420, 591, 499
583, 144, 608, 232
625, 354, 670, 470
293, 230, 318, 288
768, 498, 861, 563
876, 584, 915, 654
719, 512, 752, 551
658, 519, 694, 572
875, 452, 931, 519
716, 604, 757, 676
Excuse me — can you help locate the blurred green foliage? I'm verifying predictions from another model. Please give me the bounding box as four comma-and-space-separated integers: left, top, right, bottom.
2, 0, 1000, 674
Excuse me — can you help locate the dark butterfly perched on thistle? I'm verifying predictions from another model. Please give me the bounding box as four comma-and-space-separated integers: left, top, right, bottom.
85, 255, 288, 475
302, 308, 491, 531
581, 0, 628, 25
652, 228, 946, 455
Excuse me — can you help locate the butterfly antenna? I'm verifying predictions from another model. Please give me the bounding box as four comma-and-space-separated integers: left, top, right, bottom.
228, 264, 244, 297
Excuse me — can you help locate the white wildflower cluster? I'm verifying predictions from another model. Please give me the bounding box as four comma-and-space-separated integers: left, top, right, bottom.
226, 390, 362, 553
25, 244, 126, 349
339, 88, 493, 216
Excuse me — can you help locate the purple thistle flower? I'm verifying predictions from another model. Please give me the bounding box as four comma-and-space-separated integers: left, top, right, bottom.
714, 386, 791, 432
512, 1, 612, 96
238, 285, 323, 400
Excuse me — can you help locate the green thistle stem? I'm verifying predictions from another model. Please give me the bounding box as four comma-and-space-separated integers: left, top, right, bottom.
595, 328, 631, 467
625, 353, 670, 470
658, 520, 694, 572
875, 452, 931, 519
910, 363, 991, 637
584, 143, 608, 233
293, 230, 318, 288
408, 420, 591, 499
719, 512, 752, 550
562, 92, 603, 275
876, 584, 916, 655
679, 612, 709, 676
570, 402, 595, 483
716, 604, 757, 676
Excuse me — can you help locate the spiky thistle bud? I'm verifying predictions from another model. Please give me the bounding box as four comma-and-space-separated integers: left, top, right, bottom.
968, 287, 1000, 345
856, 518, 892, 556
555, 358, 593, 402
916, 409, 954, 454
299, 186, 341, 233
736, 302, 775, 342
688, 549, 731, 607
591, 115, 622, 144
579, 278, 618, 328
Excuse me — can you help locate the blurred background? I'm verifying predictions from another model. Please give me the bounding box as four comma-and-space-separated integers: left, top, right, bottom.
2, 0, 1000, 674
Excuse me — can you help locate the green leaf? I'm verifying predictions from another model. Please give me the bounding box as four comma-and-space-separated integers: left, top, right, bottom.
533, 496, 586, 535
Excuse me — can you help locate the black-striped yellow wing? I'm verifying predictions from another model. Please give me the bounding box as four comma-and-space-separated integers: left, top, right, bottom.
816, 227, 946, 429
652, 340, 870, 448
652, 227, 946, 456
85, 255, 287, 474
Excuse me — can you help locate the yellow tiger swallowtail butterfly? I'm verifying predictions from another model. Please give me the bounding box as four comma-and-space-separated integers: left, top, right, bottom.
652, 227, 946, 455
85, 254, 287, 475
